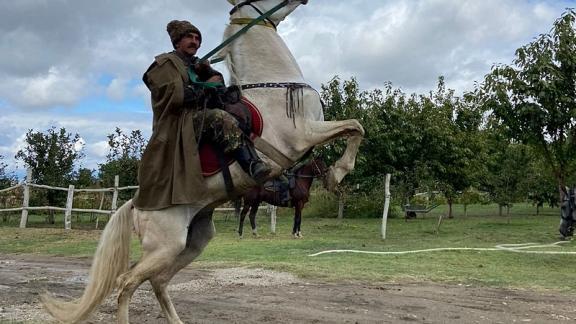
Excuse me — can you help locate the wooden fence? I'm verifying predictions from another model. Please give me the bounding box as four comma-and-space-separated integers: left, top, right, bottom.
0, 170, 136, 230
0, 170, 279, 232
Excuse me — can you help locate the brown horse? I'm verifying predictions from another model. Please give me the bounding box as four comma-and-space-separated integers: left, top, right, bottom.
237, 157, 327, 238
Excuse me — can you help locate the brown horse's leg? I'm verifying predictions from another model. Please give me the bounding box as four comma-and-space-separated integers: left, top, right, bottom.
149, 211, 215, 324
292, 201, 304, 238
248, 201, 260, 236
239, 203, 251, 237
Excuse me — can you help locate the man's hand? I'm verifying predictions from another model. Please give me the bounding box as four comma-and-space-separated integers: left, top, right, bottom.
195, 60, 224, 83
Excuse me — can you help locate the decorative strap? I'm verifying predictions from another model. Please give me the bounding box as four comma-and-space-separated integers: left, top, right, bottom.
241, 82, 312, 90
230, 18, 276, 29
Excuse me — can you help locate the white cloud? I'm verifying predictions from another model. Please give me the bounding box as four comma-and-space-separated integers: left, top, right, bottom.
106, 77, 129, 101
6, 67, 88, 108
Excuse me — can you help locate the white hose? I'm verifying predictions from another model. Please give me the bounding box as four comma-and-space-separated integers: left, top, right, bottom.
308, 241, 575, 257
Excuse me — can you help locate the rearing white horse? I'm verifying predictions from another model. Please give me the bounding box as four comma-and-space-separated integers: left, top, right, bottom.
42, 1, 364, 323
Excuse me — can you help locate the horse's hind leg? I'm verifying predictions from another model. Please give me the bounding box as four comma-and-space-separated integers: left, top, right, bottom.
238, 204, 251, 237
116, 206, 193, 324
249, 202, 259, 236
149, 210, 215, 324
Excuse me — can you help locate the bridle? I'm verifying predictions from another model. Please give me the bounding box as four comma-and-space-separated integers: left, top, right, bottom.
292, 159, 328, 180
229, 0, 288, 29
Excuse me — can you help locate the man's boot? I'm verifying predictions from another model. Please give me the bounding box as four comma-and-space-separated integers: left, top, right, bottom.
234, 143, 272, 184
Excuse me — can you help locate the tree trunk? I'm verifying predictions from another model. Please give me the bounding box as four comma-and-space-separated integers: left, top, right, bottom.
498, 204, 503, 217
506, 204, 511, 224
447, 197, 453, 219
48, 210, 55, 224
464, 204, 468, 217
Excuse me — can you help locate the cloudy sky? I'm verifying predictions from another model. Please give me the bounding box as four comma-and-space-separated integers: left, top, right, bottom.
1, 0, 574, 177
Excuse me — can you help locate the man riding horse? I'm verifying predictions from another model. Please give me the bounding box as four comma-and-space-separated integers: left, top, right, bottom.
134, 20, 272, 210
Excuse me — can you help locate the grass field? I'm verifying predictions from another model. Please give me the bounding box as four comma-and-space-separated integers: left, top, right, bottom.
0, 203, 574, 292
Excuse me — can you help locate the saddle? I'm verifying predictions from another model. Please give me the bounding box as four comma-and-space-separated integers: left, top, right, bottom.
262, 175, 293, 206
199, 95, 264, 176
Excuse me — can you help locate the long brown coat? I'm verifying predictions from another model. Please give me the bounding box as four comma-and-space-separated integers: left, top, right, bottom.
133, 52, 205, 210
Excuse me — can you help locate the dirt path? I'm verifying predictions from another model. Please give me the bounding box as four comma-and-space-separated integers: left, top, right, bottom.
0, 254, 575, 323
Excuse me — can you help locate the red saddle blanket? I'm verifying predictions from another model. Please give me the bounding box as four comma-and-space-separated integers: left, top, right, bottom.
199, 97, 264, 176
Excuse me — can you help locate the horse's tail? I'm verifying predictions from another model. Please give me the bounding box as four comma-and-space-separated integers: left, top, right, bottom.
42, 200, 134, 323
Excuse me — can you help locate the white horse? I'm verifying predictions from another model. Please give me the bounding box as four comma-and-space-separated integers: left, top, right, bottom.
42, 1, 364, 323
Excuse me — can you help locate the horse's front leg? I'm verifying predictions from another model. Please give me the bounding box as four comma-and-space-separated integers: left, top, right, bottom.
302, 120, 364, 191
292, 202, 304, 238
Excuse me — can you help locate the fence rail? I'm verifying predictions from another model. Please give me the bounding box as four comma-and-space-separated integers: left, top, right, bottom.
0, 171, 264, 231
0, 170, 136, 229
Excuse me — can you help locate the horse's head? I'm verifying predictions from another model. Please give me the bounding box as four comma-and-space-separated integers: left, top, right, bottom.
227, 0, 308, 26
559, 186, 575, 239
293, 157, 327, 182
309, 158, 329, 188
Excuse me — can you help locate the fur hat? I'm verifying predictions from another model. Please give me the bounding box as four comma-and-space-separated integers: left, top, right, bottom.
166, 20, 202, 48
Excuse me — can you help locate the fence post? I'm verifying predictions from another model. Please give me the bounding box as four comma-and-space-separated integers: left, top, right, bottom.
269, 205, 277, 234
19, 169, 32, 228
381, 174, 391, 239
111, 175, 119, 215
64, 185, 75, 230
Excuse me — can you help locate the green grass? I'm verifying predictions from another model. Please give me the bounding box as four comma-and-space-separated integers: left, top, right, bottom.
0, 203, 574, 292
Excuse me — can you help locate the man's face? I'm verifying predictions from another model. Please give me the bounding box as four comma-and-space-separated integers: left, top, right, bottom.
176, 32, 201, 56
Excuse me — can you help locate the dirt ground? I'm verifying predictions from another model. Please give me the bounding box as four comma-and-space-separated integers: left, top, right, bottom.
0, 254, 575, 323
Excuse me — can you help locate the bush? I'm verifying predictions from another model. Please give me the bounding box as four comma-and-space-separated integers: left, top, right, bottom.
305, 185, 402, 219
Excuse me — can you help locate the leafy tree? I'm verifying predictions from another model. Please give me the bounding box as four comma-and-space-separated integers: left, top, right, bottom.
98, 127, 147, 199
73, 168, 97, 188
416, 78, 484, 218
15, 127, 84, 223
0, 155, 15, 188
481, 9, 576, 192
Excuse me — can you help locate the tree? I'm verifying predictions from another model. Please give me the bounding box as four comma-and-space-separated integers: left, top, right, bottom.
15, 127, 84, 223
98, 128, 147, 199
73, 168, 97, 188
415, 78, 485, 218
0, 155, 15, 188
481, 9, 576, 192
